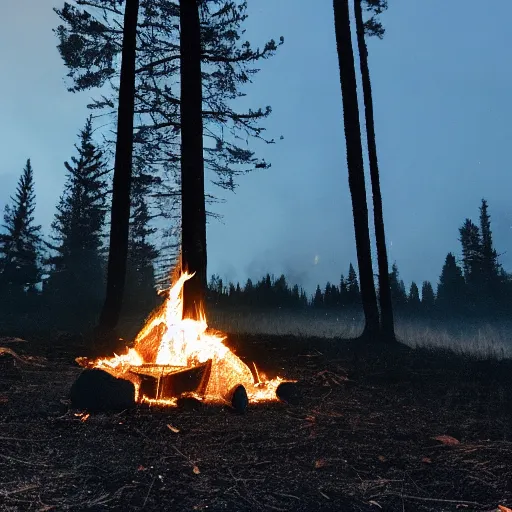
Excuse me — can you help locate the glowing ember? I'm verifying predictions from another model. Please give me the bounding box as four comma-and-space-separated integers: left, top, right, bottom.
78, 272, 287, 406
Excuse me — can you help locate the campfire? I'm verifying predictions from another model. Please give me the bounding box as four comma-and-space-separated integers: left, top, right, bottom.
76, 272, 287, 408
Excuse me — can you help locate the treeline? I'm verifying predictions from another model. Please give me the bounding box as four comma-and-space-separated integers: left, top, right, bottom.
205, 200, 512, 319
1, 143, 511, 325
0, 118, 159, 326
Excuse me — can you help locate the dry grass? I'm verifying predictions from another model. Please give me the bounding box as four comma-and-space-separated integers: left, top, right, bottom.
207, 307, 512, 359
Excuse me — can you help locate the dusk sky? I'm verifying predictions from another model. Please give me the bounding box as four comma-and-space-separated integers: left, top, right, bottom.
1, 0, 512, 295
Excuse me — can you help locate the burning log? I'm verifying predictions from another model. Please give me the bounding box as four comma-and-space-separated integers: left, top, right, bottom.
70, 369, 136, 412
130, 360, 212, 400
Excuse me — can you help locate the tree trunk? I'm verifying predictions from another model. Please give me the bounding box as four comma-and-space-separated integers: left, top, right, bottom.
354, 0, 396, 343
98, 0, 139, 333
332, 0, 380, 339
180, 0, 207, 319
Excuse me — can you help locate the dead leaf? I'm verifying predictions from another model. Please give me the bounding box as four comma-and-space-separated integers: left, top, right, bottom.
193, 466, 200, 475
80, 413, 90, 422
167, 424, 180, 433
498, 506, 512, 512
315, 459, 328, 469
137, 465, 147, 471
378, 455, 387, 462
434, 435, 460, 446
422, 457, 432, 464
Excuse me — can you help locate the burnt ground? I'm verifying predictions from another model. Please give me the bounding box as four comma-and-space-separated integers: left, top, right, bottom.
0, 333, 511, 512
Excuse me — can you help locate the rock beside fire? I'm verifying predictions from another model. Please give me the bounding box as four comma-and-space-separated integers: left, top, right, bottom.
177, 395, 204, 411
229, 385, 249, 414
276, 382, 301, 405
70, 369, 135, 412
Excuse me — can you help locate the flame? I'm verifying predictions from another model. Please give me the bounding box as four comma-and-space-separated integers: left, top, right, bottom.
81, 271, 287, 406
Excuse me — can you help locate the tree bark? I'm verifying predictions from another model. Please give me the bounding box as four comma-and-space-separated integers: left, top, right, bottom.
333, 0, 380, 339
98, 0, 139, 333
180, 0, 207, 319
354, 0, 396, 343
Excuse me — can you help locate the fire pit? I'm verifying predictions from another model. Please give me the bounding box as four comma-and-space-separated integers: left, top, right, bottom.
74, 272, 291, 411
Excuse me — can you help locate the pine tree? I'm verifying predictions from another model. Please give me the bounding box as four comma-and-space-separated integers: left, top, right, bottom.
0, 159, 42, 305
54, 0, 282, 199
45, 117, 108, 318
313, 285, 324, 308
244, 277, 254, 306
459, 219, 482, 286
421, 281, 435, 312
124, 170, 159, 314
388, 262, 407, 309
339, 273, 348, 307
346, 263, 361, 307
333, 0, 379, 339
478, 199, 502, 305
354, 0, 396, 342
437, 253, 466, 315
408, 281, 420, 313
291, 284, 300, 305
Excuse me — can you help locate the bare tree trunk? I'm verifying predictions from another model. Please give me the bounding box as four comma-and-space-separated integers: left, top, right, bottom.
354, 0, 396, 343
180, 0, 207, 319
98, 0, 139, 333
333, 0, 380, 339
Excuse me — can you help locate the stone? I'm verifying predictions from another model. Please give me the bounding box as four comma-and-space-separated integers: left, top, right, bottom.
230, 384, 249, 414
276, 382, 301, 405
70, 369, 135, 412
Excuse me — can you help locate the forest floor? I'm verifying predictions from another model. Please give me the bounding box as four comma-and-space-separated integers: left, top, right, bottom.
0, 332, 511, 512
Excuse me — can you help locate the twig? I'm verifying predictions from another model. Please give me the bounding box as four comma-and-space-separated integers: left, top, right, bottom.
388, 493, 484, 507
318, 489, 330, 499
0, 436, 49, 442
0, 484, 40, 497
142, 476, 156, 508
271, 491, 300, 500
0, 454, 49, 467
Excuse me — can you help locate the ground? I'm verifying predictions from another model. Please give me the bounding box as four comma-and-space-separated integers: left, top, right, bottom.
0, 333, 511, 511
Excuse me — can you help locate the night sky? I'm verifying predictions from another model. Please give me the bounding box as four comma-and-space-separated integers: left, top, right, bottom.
1, 0, 511, 295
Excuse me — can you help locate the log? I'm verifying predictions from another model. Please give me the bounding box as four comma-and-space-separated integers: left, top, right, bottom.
276, 382, 301, 405
70, 369, 135, 412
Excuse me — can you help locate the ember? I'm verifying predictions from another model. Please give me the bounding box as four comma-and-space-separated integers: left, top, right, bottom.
76, 272, 288, 408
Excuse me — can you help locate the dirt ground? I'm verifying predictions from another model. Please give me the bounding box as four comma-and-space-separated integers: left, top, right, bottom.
0, 333, 511, 511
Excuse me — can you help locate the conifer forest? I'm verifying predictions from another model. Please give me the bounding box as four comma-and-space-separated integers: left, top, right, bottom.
0, 1, 511, 511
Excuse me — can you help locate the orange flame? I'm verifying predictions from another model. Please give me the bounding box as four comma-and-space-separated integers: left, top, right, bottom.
82, 272, 285, 405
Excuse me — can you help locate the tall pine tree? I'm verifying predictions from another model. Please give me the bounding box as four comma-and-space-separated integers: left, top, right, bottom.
346, 263, 361, 307
0, 159, 42, 305
478, 199, 501, 305
333, 0, 380, 339
436, 252, 466, 315
420, 281, 435, 313
388, 262, 407, 309
459, 218, 482, 290
354, 0, 396, 342
124, 168, 159, 314
45, 117, 108, 320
